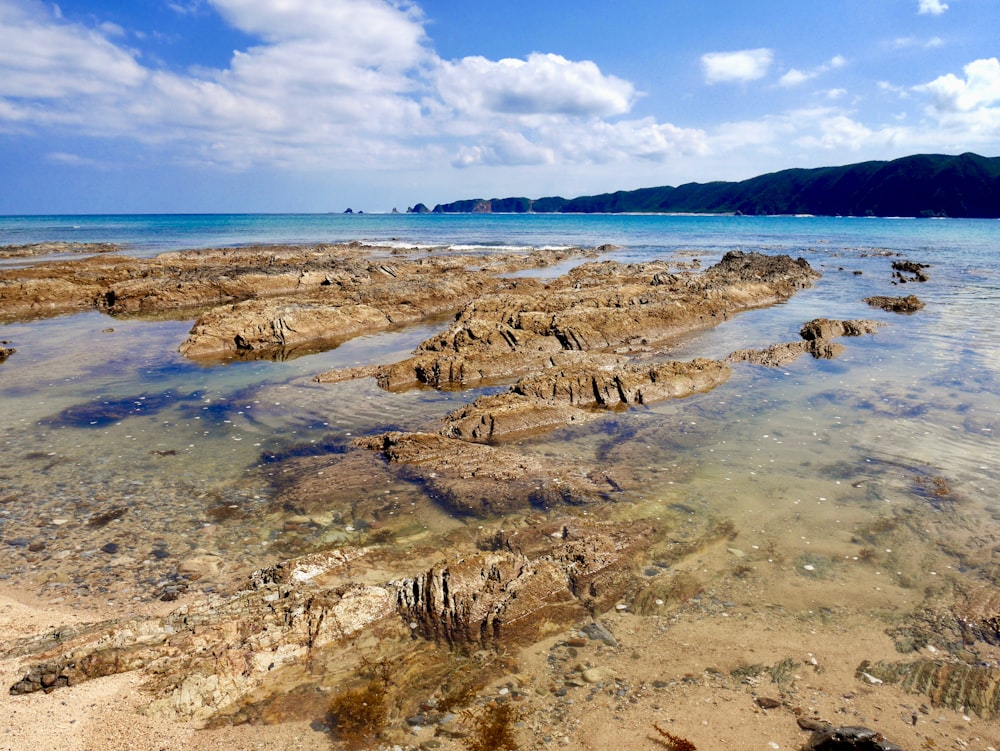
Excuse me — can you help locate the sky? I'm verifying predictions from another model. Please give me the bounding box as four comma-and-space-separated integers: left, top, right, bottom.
1, 0, 998, 213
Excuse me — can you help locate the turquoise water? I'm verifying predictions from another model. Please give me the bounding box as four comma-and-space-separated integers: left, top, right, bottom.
0, 214, 997, 612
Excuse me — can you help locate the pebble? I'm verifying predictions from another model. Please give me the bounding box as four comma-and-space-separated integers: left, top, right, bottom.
101, 542, 119, 554
582, 622, 618, 647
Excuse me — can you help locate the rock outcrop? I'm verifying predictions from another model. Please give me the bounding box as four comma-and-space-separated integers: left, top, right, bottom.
0, 243, 593, 361
864, 295, 925, 313
8, 518, 656, 724
799, 318, 883, 341
442, 357, 732, 442
727, 317, 884, 368
349, 252, 819, 392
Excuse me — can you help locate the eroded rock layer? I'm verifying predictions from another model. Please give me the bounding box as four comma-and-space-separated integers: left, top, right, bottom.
347, 251, 819, 392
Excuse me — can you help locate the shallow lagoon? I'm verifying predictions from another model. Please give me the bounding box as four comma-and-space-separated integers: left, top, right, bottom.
0, 215, 997, 625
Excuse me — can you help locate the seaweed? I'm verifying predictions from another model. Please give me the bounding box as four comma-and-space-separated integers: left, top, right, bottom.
653, 724, 697, 751
325, 660, 392, 749
462, 700, 524, 751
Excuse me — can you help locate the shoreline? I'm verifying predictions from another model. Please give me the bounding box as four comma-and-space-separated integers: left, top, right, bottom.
2, 235, 999, 749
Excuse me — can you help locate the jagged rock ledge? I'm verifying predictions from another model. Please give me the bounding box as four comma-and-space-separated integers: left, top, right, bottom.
8, 517, 653, 725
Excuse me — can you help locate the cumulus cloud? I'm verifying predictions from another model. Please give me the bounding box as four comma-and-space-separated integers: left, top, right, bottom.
437, 53, 635, 118
701, 48, 773, 84
918, 0, 948, 15
918, 57, 1000, 112
0, 0, 689, 171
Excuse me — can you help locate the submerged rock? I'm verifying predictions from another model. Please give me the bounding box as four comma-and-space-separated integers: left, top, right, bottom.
356, 431, 630, 516
857, 658, 1000, 720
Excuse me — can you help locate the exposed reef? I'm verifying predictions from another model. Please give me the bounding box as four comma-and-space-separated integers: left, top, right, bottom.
8, 517, 653, 724
0, 242, 121, 258
864, 295, 925, 313
0, 243, 595, 361
329, 251, 819, 392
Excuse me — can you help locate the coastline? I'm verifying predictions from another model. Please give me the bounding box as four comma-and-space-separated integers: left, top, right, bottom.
2, 222, 999, 750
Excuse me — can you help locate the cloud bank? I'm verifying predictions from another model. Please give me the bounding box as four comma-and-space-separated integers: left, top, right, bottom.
0, 0, 997, 186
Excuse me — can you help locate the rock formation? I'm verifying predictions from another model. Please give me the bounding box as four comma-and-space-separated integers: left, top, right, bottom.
341, 251, 819, 392
864, 295, 925, 313
8, 517, 655, 725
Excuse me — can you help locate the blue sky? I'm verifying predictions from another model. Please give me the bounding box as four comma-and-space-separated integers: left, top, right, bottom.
1, 0, 998, 213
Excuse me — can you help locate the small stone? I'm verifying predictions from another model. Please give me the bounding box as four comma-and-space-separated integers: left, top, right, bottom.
581, 622, 618, 647
101, 542, 119, 554
582, 667, 616, 684
755, 696, 782, 709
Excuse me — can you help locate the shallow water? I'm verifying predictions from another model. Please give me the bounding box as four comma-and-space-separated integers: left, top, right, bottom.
1, 215, 997, 615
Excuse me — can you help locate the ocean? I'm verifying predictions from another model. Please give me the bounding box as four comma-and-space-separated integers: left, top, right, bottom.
1, 213, 998, 620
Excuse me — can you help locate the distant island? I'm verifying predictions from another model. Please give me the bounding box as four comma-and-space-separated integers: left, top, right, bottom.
412, 152, 1000, 218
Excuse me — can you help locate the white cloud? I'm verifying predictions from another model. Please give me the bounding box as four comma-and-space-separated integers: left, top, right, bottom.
778, 55, 847, 88
918, 0, 948, 15
437, 53, 634, 118
919, 58, 1000, 112
701, 48, 773, 84
779, 69, 810, 88
792, 110, 874, 151
452, 132, 555, 168
45, 151, 106, 167
889, 35, 945, 51
0, 1, 146, 99
452, 118, 709, 169
910, 58, 1000, 147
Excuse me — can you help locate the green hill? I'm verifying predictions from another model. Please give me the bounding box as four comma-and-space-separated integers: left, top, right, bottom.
428, 153, 1000, 218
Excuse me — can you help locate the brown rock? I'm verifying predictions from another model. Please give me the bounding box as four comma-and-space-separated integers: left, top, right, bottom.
364, 252, 819, 392
799, 318, 883, 341
727, 339, 845, 367
357, 431, 627, 516
180, 299, 390, 360
863, 295, 925, 313
443, 357, 731, 442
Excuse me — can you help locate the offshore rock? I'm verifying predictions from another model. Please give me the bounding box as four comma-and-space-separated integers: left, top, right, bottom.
356, 431, 630, 516
0, 345, 14, 363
